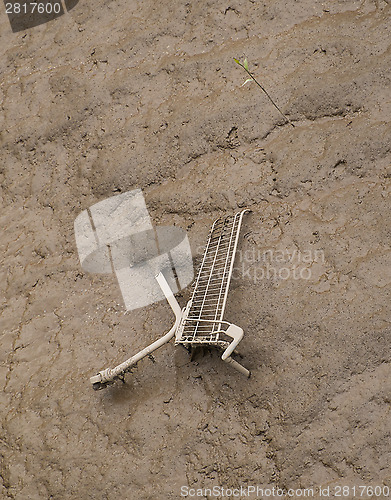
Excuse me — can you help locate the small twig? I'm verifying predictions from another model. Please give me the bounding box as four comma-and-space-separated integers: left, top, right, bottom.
234, 58, 295, 128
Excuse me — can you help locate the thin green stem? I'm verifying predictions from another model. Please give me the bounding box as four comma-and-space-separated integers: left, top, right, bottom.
235, 59, 295, 128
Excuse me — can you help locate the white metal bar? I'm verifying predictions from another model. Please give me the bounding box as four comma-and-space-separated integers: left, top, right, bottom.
212, 214, 239, 330
218, 210, 249, 322
155, 272, 182, 319
224, 357, 251, 378
191, 218, 227, 337
189, 217, 222, 303
90, 273, 182, 389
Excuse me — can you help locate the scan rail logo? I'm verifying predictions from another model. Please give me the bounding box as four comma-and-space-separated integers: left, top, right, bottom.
4, 0, 79, 32
74, 189, 194, 312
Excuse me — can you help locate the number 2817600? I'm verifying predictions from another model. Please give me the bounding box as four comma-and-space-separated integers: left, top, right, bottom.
5, 3, 62, 14
334, 485, 390, 497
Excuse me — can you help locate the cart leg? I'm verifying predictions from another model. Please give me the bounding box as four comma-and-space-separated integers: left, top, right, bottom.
221, 324, 244, 360
223, 356, 251, 378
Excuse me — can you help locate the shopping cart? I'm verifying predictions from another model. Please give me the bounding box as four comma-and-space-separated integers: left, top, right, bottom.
91, 210, 251, 390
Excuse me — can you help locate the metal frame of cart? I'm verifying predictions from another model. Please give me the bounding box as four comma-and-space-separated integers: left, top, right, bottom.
91, 210, 251, 390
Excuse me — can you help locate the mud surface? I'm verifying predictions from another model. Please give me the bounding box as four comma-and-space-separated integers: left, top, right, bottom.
1, 0, 391, 498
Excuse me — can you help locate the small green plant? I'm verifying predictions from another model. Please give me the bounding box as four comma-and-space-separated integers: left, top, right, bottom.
234, 57, 295, 128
